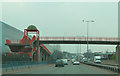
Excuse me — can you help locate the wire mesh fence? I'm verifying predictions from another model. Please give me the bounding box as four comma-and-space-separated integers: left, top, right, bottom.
2, 61, 48, 72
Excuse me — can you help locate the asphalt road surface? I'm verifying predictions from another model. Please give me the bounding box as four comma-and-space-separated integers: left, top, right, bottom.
15, 62, 117, 74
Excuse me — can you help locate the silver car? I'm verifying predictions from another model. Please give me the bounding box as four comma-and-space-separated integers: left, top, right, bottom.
73, 61, 80, 65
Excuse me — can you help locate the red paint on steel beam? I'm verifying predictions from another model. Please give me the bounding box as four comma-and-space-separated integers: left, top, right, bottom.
98, 37, 102, 41
78, 37, 82, 40
41, 44, 51, 55
89, 37, 93, 41
6, 40, 11, 44
63, 37, 64, 40
74, 37, 75, 40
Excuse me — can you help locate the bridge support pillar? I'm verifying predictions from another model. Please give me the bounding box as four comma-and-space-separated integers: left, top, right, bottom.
34, 46, 40, 62
45, 55, 47, 61
47, 55, 51, 63
116, 45, 120, 66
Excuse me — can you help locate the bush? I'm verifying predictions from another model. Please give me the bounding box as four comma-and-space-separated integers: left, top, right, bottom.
110, 54, 116, 60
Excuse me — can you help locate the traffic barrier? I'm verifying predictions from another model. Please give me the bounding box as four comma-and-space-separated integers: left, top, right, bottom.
81, 61, 119, 73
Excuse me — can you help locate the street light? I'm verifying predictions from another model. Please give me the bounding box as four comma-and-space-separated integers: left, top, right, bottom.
82, 20, 94, 62
80, 43, 81, 58
78, 36, 81, 59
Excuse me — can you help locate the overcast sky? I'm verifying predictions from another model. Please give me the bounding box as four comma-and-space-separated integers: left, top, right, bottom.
1, 2, 118, 53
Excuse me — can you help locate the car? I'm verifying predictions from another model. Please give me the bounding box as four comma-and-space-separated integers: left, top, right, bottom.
83, 58, 87, 62
71, 59, 76, 63
94, 56, 101, 64
55, 59, 64, 67
73, 61, 80, 65
67, 59, 70, 61
62, 59, 68, 65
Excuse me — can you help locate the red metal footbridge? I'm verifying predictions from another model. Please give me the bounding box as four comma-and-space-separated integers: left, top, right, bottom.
7, 36, 120, 43
38, 36, 120, 45
6, 36, 120, 45
5, 25, 120, 61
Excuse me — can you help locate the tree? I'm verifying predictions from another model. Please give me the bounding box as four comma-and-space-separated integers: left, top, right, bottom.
110, 54, 116, 60
52, 51, 63, 59
54, 44, 61, 51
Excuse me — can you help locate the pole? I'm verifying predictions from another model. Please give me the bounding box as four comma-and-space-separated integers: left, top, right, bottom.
87, 21, 89, 62
77, 44, 78, 60
77, 36, 78, 60
80, 44, 81, 57
82, 20, 94, 62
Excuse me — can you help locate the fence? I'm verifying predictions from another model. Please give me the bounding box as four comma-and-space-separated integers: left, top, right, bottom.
2, 61, 48, 72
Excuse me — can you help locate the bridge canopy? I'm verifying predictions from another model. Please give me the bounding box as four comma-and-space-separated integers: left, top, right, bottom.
27, 25, 37, 30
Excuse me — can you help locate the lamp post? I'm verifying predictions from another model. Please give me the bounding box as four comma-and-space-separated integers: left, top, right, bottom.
82, 20, 94, 62
80, 43, 81, 58
79, 36, 81, 60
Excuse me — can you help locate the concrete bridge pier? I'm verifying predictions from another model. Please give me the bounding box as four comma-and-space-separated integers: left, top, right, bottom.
34, 46, 40, 61
116, 45, 120, 66
45, 55, 47, 61
46, 55, 51, 63
33, 41, 41, 62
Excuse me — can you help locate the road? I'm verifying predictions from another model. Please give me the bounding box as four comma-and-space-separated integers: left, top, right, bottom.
14, 62, 117, 74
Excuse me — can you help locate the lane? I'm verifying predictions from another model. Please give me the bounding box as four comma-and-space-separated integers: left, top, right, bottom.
16, 62, 117, 74
64, 63, 114, 74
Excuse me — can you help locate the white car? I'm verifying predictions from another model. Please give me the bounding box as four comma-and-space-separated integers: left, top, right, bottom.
94, 56, 101, 64
62, 59, 68, 65
73, 61, 80, 65
83, 58, 87, 62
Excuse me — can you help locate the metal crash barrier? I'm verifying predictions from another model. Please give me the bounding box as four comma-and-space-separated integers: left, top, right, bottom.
81, 62, 120, 73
